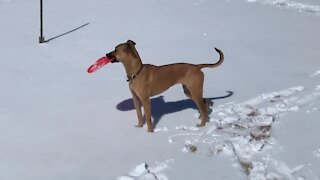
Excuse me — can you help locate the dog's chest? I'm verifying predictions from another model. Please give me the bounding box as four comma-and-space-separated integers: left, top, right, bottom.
129, 80, 148, 94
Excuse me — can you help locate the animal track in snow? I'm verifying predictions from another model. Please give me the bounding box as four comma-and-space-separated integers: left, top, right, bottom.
118, 85, 320, 179
168, 85, 320, 179
118, 159, 174, 180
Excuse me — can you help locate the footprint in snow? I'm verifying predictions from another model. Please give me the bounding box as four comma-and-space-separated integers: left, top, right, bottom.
118, 160, 173, 180
168, 85, 320, 179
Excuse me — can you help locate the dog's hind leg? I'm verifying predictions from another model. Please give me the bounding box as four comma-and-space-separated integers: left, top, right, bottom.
184, 72, 208, 127
183, 85, 192, 99
193, 96, 208, 127
182, 85, 211, 119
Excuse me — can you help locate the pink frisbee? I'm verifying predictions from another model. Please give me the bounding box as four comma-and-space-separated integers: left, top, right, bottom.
87, 56, 112, 73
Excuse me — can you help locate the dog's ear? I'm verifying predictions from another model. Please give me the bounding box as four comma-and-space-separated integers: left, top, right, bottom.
126, 40, 139, 59
127, 40, 136, 46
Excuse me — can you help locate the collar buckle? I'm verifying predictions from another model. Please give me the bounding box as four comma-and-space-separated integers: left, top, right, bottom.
126, 75, 136, 82
126, 65, 143, 82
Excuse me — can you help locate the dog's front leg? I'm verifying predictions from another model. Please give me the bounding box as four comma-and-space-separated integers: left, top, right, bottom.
130, 90, 143, 128
141, 97, 153, 132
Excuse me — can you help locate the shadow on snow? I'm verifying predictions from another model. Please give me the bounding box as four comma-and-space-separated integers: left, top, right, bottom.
116, 91, 234, 127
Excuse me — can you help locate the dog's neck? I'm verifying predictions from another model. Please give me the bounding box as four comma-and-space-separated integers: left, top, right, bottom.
126, 64, 144, 82
122, 56, 143, 80
122, 45, 144, 81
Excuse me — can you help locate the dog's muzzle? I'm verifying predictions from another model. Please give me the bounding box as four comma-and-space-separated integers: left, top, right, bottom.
111, 59, 119, 63
106, 53, 119, 63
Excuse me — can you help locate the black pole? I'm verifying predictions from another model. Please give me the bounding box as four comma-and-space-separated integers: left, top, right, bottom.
39, 0, 45, 43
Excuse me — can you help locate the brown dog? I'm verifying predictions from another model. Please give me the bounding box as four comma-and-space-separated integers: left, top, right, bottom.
106, 40, 224, 132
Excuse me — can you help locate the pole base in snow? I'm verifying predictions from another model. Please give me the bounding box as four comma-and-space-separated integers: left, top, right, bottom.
39, 36, 45, 43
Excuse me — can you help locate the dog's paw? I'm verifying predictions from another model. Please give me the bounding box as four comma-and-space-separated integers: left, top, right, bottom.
196, 123, 205, 127
207, 100, 214, 107
135, 124, 143, 128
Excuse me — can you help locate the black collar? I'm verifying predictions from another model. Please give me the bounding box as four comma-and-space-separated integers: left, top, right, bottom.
127, 64, 144, 82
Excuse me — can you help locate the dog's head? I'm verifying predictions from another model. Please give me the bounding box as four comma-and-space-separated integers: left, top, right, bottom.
106, 40, 139, 64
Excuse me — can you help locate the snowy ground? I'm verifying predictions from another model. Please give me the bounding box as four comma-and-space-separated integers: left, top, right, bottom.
0, 0, 320, 179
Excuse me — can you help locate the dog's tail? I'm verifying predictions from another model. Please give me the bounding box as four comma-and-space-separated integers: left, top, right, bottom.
199, 47, 224, 69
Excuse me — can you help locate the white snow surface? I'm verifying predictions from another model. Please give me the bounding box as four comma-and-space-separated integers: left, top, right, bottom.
247, 0, 320, 15
1, 0, 320, 179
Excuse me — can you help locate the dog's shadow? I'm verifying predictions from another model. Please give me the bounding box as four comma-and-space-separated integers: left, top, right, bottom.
116, 91, 233, 127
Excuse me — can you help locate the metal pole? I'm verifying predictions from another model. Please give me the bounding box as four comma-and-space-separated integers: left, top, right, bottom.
39, 0, 45, 43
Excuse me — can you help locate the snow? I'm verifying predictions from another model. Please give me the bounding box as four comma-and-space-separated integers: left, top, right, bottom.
118, 160, 173, 180
1, 0, 320, 179
247, 0, 320, 16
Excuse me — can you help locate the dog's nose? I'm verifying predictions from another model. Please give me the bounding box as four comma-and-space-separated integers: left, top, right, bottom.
106, 53, 112, 59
